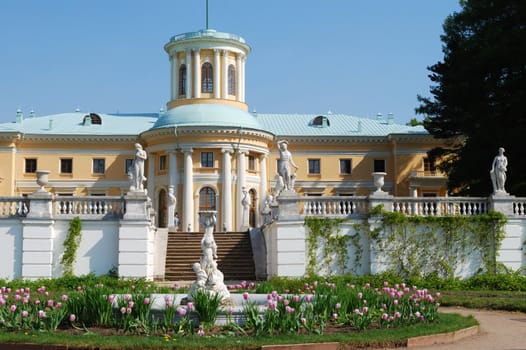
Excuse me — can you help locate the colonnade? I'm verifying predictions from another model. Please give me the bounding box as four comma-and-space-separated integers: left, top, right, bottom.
169, 49, 246, 102
146, 148, 267, 232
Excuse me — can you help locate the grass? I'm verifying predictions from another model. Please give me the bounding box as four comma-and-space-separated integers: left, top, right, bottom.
440, 290, 526, 312
0, 313, 477, 350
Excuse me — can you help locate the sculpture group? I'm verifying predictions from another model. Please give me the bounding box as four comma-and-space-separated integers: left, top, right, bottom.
187, 212, 230, 301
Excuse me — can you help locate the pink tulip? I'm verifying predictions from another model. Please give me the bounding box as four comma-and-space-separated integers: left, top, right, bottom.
335, 303, 341, 309
120, 307, 126, 314
305, 295, 312, 303
293, 295, 300, 303
271, 290, 278, 297
382, 313, 388, 320
22, 310, 29, 318
332, 313, 338, 320
108, 295, 115, 303
363, 307, 369, 314
62, 294, 68, 302
177, 307, 187, 316
69, 314, 76, 322
242, 292, 249, 300
187, 302, 194, 311
143, 297, 150, 305
47, 299, 54, 307
126, 307, 132, 314
10, 304, 16, 312
301, 317, 307, 325
38, 310, 46, 318
357, 292, 363, 299
395, 311, 401, 318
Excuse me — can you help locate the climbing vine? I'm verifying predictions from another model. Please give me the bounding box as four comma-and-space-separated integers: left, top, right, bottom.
304, 207, 507, 278
304, 217, 362, 275
60, 216, 82, 276
366, 207, 507, 278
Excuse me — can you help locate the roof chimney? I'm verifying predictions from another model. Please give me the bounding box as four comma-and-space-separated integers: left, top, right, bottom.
387, 113, 394, 125
376, 112, 383, 122
15, 109, 23, 123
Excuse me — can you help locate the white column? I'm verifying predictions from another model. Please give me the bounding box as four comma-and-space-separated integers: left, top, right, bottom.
222, 148, 233, 231
236, 53, 242, 102
236, 149, 247, 230
185, 50, 192, 99
169, 150, 178, 192
221, 50, 228, 99
213, 49, 220, 99
173, 53, 179, 100
194, 49, 201, 99
183, 148, 194, 232
258, 154, 268, 226
240, 55, 246, 102
170, 54, 176, 100
147, 152, 155, 201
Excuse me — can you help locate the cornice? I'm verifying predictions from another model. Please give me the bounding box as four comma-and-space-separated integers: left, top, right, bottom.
141, 126, 274, 142
282, 133, 447, 145
19, 134, 140, 144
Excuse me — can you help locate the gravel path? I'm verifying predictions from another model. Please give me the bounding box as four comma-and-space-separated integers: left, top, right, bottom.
394, 306, 526, 350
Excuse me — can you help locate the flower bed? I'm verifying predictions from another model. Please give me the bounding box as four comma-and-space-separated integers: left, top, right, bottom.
0, 280, 441, 338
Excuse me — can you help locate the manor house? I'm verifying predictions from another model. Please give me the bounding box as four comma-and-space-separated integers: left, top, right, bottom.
0, 28, 447, 232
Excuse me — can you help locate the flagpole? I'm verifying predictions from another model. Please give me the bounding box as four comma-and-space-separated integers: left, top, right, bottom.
206, 0, 209, 29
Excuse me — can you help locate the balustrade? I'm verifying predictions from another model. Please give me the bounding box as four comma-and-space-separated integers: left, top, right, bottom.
0, 197, 29, 217
54, 196, 125, 219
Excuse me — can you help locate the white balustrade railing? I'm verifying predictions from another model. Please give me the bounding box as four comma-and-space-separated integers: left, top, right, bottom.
512, 199, 526, 216
54, 196, 125, 219
392, 197, 488, 216
301, 196, 368, 217
0, 197, 29, 217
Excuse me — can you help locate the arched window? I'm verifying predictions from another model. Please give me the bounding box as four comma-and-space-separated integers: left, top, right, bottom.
201, 62, 213, 93
228, 64, 236, 95
199, 186, 216, 211
179, 65, 187, 95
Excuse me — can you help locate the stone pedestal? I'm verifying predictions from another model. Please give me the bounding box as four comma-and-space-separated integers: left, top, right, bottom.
26, 191, 53, 219
265, 220, 306, 277
277, 190, 301, 221
119, 190, 154, 279
21, 219, 55, 280
489, 193, 515, 216
124, 191, 149, 220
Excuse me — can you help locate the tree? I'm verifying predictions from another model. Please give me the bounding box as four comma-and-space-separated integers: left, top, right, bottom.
417, 0, 526, 196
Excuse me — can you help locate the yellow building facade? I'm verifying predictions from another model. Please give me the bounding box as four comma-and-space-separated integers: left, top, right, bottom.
0, 29, 447, 231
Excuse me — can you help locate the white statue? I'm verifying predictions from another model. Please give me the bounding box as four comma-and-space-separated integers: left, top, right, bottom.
167, 186, 176, 227
130, 143, 147, 192
187, 262, 207, 297
187, 211, 230, 301
241, 187, 251, 210
490, 147, 508, 194
272, 173, 284, 198
277, 140, 299, 192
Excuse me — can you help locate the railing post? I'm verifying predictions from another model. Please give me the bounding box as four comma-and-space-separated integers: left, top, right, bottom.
118, 191, 155, 280
22, 184, 55, 280
265, 191, 306, 277
489, 193, 515, 216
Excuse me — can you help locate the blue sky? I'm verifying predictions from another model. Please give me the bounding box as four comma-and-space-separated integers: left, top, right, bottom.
0, 0, 461, 124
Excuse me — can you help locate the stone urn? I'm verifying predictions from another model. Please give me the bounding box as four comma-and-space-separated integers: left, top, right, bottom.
372, 172, 387, 193
36, 170, 50, 192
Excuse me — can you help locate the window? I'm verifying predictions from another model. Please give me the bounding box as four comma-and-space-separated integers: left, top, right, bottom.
82, 113, 102, 125
159, 155, 167, 171
60, 159, 73, 174
311, 115, 330, 127
93, 158, 105, 174
201, 152, 214, 168
179, 64, 187, 95
228, 64, 236, 94
308, 159, 321, 174
199, 187, 216, 211
201, 62, 213, 93
248, 155, 255, 171
340, 159, 352, 174
374, 159, 386, 173
125, 159, 133, 174
423, 157, 436, 174
25, 158, 37, 173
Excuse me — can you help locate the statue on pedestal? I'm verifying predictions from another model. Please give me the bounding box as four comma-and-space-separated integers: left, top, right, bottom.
167, 186, 176, 227
490, 147, 508, 195
129, 143, 147, 192
277, 140, 299, 193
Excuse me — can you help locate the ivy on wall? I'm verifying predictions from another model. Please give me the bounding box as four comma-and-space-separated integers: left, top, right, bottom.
304, 207, 507, 278
60, 216, 82, 276
304, 217, 362, 275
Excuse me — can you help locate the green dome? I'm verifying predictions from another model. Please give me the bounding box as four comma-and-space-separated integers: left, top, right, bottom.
151, 104, 264, 130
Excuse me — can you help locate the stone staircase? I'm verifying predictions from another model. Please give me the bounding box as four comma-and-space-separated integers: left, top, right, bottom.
164, 231, 256, 281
